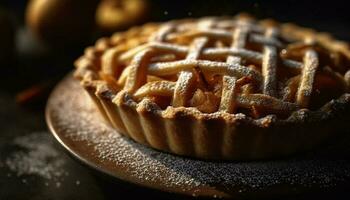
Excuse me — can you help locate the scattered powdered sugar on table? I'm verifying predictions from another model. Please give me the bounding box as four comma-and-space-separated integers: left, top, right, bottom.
5, 132, 67, 185
48, 75, 350, 194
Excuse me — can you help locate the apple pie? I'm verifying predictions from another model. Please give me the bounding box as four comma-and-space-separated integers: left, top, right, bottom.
74, 14, 350, 160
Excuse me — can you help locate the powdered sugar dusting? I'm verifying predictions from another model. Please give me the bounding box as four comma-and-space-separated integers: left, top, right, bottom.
48, 75, 350, 196
5, 132, 67, 183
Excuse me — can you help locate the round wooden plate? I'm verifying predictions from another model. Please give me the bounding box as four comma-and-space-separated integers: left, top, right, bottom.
46, 73, 350, 199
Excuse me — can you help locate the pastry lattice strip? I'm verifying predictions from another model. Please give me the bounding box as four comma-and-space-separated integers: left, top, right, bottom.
219, 20, 249, 113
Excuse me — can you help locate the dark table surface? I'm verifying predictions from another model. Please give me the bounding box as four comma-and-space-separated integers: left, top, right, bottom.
1, 1, 350, 199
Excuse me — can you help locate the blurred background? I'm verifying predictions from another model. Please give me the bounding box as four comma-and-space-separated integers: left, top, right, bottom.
0, 0, 349, 199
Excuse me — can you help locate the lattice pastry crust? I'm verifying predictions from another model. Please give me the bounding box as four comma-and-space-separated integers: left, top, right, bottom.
75, 14, 350, 160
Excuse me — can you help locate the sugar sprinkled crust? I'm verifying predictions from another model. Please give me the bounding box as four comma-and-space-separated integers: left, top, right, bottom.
74, 14, 350, 160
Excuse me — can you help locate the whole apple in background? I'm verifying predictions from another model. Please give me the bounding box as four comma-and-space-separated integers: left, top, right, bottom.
96, 0, 149, 34
26, 0, 100, 49
0, 9, 15, 66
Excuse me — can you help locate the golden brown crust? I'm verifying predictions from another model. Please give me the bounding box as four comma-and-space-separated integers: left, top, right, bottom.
74, 15, 350, 160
